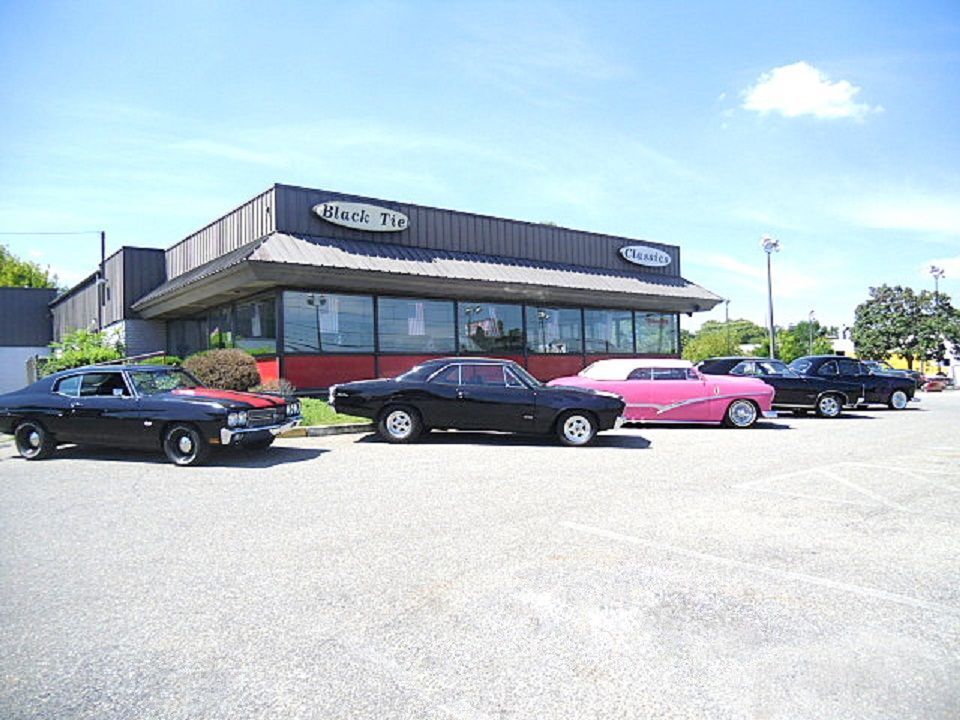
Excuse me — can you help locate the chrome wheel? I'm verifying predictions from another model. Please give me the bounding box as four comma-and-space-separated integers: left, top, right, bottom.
558, 412, 596, 446
178, 435, 194, 454
726, 400, 757, 428
14, 421, 55, 460
378, 406, 423, 444
163, 424, 209, 466
817, 395, 841, 418
889, 390, 908, 410
385, 410, 413, 439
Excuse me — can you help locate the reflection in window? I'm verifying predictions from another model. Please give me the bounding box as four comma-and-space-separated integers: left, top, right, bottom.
284, 292, 374, 353
458, 302, 524, 353
168, 318, 208, 358
635, 312, 678, 354
235, 295, 277, 355
208, 307, 233, 349
584, 309, 633, 354
525, 306, 582, 354
378, 297, 455, 353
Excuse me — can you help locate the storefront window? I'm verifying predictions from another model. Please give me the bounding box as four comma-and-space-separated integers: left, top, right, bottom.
458, 302, 524, 353
636, 312, 678, 354
584, 309, 634, 354
235, 295, 276, 355
208, 306, 234, 348
525, 306, 582, 354
377, 297, 455, 353
283, 292, 374, 353
167, 318, 208, 358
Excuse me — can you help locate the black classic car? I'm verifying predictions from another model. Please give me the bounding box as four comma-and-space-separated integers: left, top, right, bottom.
0, 365, 301, 466
329, 357, 626, 446
861, 360, 926, 389
696, 356, 864, 417
789, 355, 917, 409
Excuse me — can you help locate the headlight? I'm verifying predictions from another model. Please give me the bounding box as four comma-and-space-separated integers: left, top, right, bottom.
328, 385, 338, 404
227, 411, 248, 427
287, 402, 300, 416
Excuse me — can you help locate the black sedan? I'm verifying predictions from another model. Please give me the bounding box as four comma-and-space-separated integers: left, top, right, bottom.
789, 355, 917, 409
0, 365, 301, 466
329, 357, 626, 446
697, 356, 864, 417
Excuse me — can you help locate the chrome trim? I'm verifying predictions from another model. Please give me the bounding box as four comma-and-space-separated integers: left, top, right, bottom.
220, 419, 300, 445
624, 392, 771, 415
762, 410, 778, 419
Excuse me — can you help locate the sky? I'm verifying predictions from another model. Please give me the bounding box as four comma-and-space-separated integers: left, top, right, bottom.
1, 0, 958, 332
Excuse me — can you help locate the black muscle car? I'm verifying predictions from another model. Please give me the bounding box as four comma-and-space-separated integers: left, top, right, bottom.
0, 365, 301, 466
789, 355, 917, 409
329, 357, 626, 446
696, 356, 863, 417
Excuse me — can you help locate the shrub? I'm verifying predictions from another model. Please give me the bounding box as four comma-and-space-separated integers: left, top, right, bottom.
249, 377, 297, 396
41, 329, 123, 376
183, 349, 261, 391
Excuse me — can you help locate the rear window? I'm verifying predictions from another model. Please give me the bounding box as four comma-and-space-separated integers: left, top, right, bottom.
55, 375, 82, 397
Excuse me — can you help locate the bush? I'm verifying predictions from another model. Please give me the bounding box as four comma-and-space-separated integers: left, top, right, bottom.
183, 349, 261, 391
41, 329, 123, 376
249, 377, 297, 396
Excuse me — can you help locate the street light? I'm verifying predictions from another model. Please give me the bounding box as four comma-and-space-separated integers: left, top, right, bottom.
760, 235, 781, 358
807, 310, 815, 355
930, 266, 946, 373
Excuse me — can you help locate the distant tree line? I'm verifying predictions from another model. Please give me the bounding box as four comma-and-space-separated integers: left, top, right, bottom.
0, 244, 58, 288
681, 317, 833, 363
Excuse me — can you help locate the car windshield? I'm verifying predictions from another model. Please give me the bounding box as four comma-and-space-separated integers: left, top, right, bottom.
757, 360, 796, 377
128, 369, 201, 395
508, 364, 542, 388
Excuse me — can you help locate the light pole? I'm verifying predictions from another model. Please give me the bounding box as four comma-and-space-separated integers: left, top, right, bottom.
930, 266, 946, 373
760, 235, 781, 358
807, 310, 815, 355
724, 299, 731, 350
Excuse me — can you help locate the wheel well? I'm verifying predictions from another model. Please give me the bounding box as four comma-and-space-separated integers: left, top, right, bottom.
726, 398, 759, 413
158, 421, 203, 446
553, 408, 598, 431
378, 403, 422, 424
816, 391, 846, 405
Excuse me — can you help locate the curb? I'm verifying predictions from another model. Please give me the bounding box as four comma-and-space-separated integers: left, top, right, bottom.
281, 423, 374, 438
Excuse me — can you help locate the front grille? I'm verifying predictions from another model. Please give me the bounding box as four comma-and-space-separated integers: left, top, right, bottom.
247, 409, 277, 428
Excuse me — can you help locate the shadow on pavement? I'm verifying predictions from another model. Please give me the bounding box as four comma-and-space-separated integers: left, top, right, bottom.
33, 444, 328, 468
355, 431, 652, 449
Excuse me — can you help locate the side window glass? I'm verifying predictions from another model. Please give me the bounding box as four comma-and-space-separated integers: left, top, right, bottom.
818, 361, 838, 377
627, 368, 652, 381
80, 373, 130, 397
730, 362, 750, 376
651, 368, 686, 380
837, 360, 858, 376
429, 365, 460, 385
56, 375, 81, 397
686, 368, 700, 380
462, 364, 506, 386
504, 368, 525, 388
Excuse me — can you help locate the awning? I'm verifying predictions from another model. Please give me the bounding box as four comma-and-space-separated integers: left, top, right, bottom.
133, 232, 722, 318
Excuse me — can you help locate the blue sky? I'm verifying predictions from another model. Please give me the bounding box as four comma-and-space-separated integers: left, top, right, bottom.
1, 1, 958, 331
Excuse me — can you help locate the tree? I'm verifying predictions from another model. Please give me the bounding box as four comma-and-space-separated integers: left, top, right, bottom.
697, 318, 767, 345
41, 329, 123, 376
914, 290, 960, 366
0, 244, 57, 288
754, 320, 833, 363
681, 329, 739, 362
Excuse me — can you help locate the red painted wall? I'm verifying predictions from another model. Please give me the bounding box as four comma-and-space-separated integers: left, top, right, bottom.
284, 355, 376, 389
255, 357, 280, 383
376, 355, 440, 378
526, 355, 587, 381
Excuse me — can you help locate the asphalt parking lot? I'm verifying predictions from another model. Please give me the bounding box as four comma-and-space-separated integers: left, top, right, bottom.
1, 393, 959, 719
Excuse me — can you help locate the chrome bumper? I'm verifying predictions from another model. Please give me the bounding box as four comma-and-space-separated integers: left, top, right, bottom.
220, 419, 300, 445
910, 397, 922, 403
762, 410, 778, 419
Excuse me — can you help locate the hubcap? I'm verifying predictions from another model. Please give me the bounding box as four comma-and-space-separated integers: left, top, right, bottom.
729, 401, 756, 427
892, 391, 907, 409
563, 415, 592, 444
820, 397, 839, 416
177, 435, 194, 454
386, 411, 412, 438
28, 430, 41, 448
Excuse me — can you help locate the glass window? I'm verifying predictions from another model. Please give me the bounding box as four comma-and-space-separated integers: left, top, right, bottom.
234, 295, 276, 355
730, 361, 754, 376
168, 318, 208, 358
378, 297, 455, 353
584, 309, 634, 354
429, 364, 460, 385
650, 367, 692, 380
283, 292, 374, 354
79, 372, 131, 397
55, 375, 82, 397
128, 369, 201, 395
208, 306, 234, 349
458, 302, 524, 353
790, 359, 812, 374
525, 306, 582, 354
461, 364, 507, 386
635, 313, 678, 354
818, 360, 839, 376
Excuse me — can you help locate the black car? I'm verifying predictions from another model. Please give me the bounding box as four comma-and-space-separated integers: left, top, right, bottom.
329, 357, 626, 446
0, 365, 301, 466
696, 356, 863, 417
788, 355, 917, 409
861, 360, 926, 389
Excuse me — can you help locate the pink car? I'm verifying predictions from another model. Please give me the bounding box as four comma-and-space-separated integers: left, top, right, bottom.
548, 359, 777, 428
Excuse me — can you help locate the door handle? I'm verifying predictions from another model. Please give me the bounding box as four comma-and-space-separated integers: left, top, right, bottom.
456, 389, 466, 399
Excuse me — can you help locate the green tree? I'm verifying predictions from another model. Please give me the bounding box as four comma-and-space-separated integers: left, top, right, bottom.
697, 318, 767, 345
0, 244, 58, 288
853, 285, 929, 368
681, 329, 739, 362
41, 329, 123, 376
914, 290, 960, 366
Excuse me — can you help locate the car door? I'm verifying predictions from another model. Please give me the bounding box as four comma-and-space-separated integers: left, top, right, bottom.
416, 363, 463, 429
455, 363, 536, 432
621, 367, 711, 422
68, 371, 144, 446
835, 358, 873, 402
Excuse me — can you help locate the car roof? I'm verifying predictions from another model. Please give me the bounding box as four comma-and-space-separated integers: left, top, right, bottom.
47, 364, 179, 379
588, 358, 692, 370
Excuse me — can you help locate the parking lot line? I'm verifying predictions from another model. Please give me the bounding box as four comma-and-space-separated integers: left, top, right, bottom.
561, 521, 960, 617
816, 468, 914, 512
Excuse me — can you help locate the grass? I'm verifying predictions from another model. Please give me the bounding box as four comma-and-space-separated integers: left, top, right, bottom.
299, 398, 369, 427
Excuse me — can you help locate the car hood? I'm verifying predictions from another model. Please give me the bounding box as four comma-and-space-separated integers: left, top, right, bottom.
169, 388, 288, 409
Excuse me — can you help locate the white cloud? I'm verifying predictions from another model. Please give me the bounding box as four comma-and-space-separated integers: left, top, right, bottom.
742, 62, 880, 120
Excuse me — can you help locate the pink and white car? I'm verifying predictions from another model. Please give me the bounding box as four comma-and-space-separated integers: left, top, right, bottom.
548, 359, 777, 428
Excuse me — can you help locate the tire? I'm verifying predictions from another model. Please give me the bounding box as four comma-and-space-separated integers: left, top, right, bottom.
815, 394, 842, 418
242, 437, 274, 451
377, 406, 423, 444
13, 420, 56, 460
162, 424, 211, 466
555, 411, 597, 446
888, 390, 909, 410
723, 399, 758, 428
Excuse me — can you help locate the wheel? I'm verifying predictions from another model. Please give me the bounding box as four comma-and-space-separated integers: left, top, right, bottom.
162, 424, 210, 466
242, 437, 274, 451
13, 420, 56, 460
888, 390, 909, 410
556, 411, 597, 446
377, 406, 423, 444
723, 399, 758, 428
815, 394, 842, 418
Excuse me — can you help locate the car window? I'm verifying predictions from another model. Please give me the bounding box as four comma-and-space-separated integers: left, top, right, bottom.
837, 359, 860, 376
429, 365, 460, 385
55, 375, 82, 397
79, 372, 131, 397
462, 364, 506, 386
627, 368, 652, 381
817, 361, 839, 377
730, 361, 754, 376
757, 361, 794, 377
651, 367, 690, 381
504, 368, 525, 388
128, 369, 200, 395
790, 359, 812, 374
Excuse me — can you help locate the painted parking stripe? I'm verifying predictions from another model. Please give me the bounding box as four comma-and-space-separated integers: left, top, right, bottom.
562, 521, 960, 617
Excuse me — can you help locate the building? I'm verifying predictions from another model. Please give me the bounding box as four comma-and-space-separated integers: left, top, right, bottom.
49, 184, 722, 390
0, 287, 57, 393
